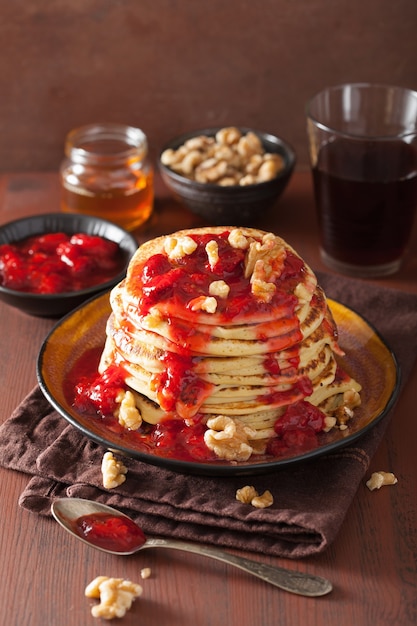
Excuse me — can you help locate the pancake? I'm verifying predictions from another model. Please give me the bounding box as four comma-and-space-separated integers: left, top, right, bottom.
96, 227, 361, 462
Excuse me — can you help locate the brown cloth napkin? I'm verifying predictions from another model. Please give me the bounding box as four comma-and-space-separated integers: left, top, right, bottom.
1, 272, 417, 559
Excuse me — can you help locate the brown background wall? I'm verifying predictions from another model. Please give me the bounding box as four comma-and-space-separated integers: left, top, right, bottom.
1, 0, 416, 172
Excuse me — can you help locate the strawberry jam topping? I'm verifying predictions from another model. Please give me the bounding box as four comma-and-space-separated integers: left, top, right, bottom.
153, 351, 214, 418
266, 400, 326, 456
74, 364, 127, 416
0, 232, 124, 294
129, 231, 302, 323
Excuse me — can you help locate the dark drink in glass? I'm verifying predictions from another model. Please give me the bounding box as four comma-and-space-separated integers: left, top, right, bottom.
307, 83, 417, 277
313, 138, 417, 271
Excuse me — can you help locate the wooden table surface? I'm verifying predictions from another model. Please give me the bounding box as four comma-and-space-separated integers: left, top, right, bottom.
1, 171, 416, 626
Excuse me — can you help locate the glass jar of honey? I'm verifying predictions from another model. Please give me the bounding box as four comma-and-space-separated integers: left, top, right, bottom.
60, 123, 154, 231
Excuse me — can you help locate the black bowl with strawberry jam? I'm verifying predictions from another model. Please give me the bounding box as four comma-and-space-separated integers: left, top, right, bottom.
0, 213, 138, 317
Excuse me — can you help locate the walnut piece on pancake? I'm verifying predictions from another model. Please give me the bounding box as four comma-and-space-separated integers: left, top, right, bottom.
244, 232, 286, 280
244, 234, 289, 303
85, 576, 142, 620
228, 228, 250, 249
164, 234, 197, 260
209, 280, 230, 298
188, 295, 217, 313
205, 239, 219, 269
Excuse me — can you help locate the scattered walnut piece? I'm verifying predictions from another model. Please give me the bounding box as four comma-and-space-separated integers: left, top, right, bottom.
250, 275, 276, 303
188, 295, 217, 314
251, 490, 274, 509
236, 485, 274, 508
294, 280, 314, 305
209, 280, 230, 299
85, 576, 142, 620
236, 485, 258, 504
140, 567, 152, 580
115, 389, 142, 430
205, 240, 219, 270
323, 416, 337, 432
244, 235, 286, 282
204, 415, 256, 461
101, 451, 128, 490
228, 228, 250, 250
366, 471, 398, 491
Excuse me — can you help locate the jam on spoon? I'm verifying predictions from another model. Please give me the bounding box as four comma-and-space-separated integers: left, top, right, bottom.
74, 512, 147, 553
51, 497, 332, 597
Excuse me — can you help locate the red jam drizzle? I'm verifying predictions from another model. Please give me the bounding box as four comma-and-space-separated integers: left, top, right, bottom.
75, 365, 127, 416
70, 350, 216, 462
71, 231, 331, 462
0, 232, 125, 294
73, 512, 146, 552
71, 350, 326, 462
266, 400, 325, 456
153, 351, 214, 419
150, 418, 216, 461
130, 231, 303, 323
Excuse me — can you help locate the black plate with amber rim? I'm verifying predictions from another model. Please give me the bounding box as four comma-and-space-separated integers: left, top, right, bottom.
37, 291, 401, 476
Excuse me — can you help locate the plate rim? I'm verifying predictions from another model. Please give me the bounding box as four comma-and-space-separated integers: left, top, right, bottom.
37, 290, 402, 476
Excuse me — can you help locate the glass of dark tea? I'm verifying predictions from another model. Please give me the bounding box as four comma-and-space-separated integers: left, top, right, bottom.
306, 83, 417, 277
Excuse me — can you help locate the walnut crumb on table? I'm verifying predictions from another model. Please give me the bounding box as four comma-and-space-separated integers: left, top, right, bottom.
85, 576, 142, 620
101, 451, 128, 490
366, 471, 398, 491
236, 485, 274, 508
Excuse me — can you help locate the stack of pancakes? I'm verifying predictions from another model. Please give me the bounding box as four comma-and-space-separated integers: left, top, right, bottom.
99, 227, 361, 460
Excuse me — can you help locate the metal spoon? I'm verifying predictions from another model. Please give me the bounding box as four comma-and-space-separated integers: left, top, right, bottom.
51, 497, 332, 597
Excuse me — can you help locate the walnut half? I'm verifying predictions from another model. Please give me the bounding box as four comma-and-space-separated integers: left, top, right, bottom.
366, 471, 398, 491
85, 576, 142, 620
101, 451, 128, 490
236, 485, 274, 508
204, 415, 256, 461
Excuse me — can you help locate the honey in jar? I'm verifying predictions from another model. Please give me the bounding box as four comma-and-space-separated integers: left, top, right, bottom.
60, 123, 154, 231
